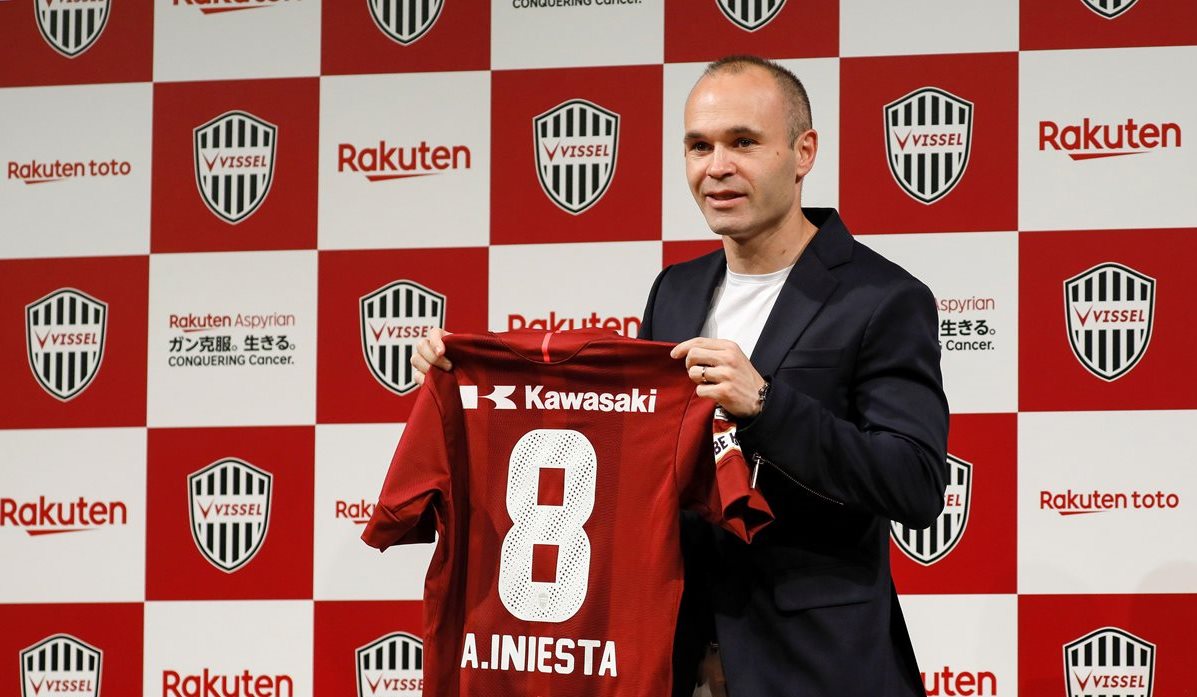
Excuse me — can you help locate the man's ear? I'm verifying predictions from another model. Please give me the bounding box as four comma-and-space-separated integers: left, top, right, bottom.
794, 129, 818, 180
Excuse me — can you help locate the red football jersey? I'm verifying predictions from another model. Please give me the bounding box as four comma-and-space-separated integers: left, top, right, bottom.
363, 329, 771, 697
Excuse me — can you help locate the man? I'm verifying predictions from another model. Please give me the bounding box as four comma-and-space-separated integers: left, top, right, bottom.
413, 56, 949, 697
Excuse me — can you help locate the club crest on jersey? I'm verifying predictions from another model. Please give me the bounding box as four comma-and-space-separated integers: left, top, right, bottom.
884, 87, 973, 204
1064, 262, 1155, 381
25, 288, 107, 402
187, 458, 272, 573
356, 632, 424, 697
360, 280, 446, 396
715, 0, 786, 31
1081, 0, 1139, 19
193, 111, 278, 224
891, 455, 971, 565
533, 99, 619, 215
20, 634, 102, 697
1064, 627, 1155, 697
35, 0, 110, 58
367, 0, 444, 45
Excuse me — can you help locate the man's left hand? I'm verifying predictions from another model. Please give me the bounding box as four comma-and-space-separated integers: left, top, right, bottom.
671, 337, 766, 418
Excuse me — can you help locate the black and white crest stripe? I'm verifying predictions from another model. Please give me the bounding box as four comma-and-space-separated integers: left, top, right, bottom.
884, 87, 973, 205
368, 0, 444, 45
35, 0, 110, 58
25, 288, 107, 402
716, 0, 786, 31
194, 111, 277, 225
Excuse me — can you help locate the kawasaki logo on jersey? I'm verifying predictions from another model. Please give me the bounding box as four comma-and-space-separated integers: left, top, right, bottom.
459, 385, 658, 413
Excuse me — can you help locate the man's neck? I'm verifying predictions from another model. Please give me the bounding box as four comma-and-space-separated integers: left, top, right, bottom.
722, 209, 818, 275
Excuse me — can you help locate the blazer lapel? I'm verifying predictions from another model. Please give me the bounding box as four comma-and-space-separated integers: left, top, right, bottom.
750, 209, 852, 376
659, 250, 726, 342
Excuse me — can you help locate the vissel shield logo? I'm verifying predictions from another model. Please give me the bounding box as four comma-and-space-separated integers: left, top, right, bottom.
884, 87, 973, 204
715, 0, 786, 31
361, 280, 445, 396
1082, 0, 1139, 19
533, 99, 619, 215
35, 0, 110, 58
187, 458, 272, 573
193, 111, 278, 225
356, 632, 424, 697
26, 288, 107, 402
1064, 627, 1155, 697
368, 0, 444, 45
891, 455, 971, 565
1065, 263, 1155, 381
20, 634, 102, 697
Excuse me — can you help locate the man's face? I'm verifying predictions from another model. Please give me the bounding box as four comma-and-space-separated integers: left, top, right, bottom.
683, 67, 810, 241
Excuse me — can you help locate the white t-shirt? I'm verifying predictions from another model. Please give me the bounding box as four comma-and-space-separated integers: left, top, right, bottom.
700, 263, 794, 359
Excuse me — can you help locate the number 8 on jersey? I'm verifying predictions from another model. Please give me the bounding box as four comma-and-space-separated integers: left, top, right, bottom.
498, 429, 597, 623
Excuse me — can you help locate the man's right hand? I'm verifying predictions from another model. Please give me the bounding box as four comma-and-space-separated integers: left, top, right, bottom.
411, 328, 452, 386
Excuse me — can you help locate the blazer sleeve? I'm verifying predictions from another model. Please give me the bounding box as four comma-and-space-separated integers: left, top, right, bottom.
737, 278, 949, 529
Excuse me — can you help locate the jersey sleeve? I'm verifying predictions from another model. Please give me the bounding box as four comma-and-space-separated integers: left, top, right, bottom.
361, 376, 454, 552
675, 395, 774, 542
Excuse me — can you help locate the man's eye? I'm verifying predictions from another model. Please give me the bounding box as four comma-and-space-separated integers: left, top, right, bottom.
689, 142, 711, 152
735, 138, 755, 147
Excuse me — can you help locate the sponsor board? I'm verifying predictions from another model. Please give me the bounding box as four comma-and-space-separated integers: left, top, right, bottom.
841, 52, 1017, 233
664, 0, 835, 62
1019, 410, 1197, 593
146, 427, 314, 600
35, 0, 110, 58
151, 78, 318, 253
492, 0, 662, 70
144, 601, 312, 697
1020, 0, 1197, 50
187, 458, 273, 573
359, 280, 446, 396
356, 632, 424, 696
193, 111, 278, 224
1063, 262, 1154, 381
533, 99, 619, 215
715, 0, 786, 32
19, 634, 102, 697
25, 289, 107, 402
314, 424, 433, 600
841, 0, 1017, 57
367, 0, 444, 45
903, 594, 1015, 697
318, 72, 490, 249
884, 87, 973, 204
1081, 0, 1138, 19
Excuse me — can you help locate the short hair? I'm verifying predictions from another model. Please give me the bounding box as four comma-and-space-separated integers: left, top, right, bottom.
702, 55, 813, 143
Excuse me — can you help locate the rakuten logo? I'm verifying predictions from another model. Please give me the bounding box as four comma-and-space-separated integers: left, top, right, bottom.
173, 0, 300, 14
1039, 118, 1182, 160
163, 669, 293, 697
922, 666, 998, 696
7, 158, 132, 184
1040, 489, 1180, 515
335, 499, 375, 524
0, 496, 127, 535
338, 141, 472, 182
508, 312, 640, 337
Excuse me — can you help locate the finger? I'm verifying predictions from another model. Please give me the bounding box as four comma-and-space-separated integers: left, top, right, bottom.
683, 346, 720, 370
670, 336, 716, 359
688, 364, 707, 384
416, 337, 453, 371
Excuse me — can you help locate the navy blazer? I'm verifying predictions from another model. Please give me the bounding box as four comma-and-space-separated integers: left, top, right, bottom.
641, 208, 949, 697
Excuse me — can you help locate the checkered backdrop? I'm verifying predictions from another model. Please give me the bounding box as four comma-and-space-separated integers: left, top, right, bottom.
2, 1, 1196, 696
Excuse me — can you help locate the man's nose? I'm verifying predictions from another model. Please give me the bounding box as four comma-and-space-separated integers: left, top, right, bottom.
706, 146, 735, 178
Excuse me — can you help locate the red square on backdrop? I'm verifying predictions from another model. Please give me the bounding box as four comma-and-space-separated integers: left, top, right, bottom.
0, 0, 152, 87
891, 413, 1016, 595
1021, 0, 1197, 50
151, 78, 318, 253
314, 601, 424, 697
0, 603, 143, 697
663, 239, 722, 269
839, 53, 1018, 234
1019, 594, 1197, 697
1019, 228, 1197, 412
322, 0, 488, 75
317, 248, 489, 424
0, 256, 147, 429
490, 65, 663, 245
665, 0, 837, 63
146, 426, 315, 600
